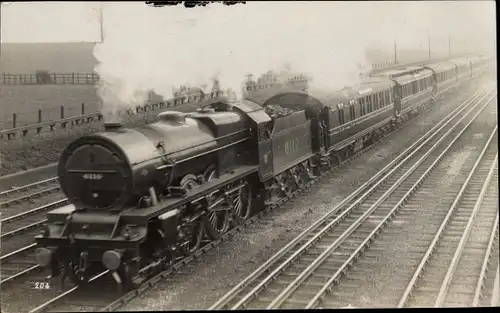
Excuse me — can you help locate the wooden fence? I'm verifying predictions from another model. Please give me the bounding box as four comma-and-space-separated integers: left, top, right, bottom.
1, 76, 310, 139
2, 72, 99, 85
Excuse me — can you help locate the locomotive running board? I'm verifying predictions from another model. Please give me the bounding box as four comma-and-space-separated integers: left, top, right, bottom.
121, 165, 259, 223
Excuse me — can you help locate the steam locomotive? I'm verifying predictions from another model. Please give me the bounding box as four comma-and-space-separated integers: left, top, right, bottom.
34, 55, 491, 289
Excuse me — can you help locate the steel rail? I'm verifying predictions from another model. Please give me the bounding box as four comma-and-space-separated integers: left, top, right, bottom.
0, 264, 40, 285
1, 243, 37, 262
29, 270, 110, 313
1, 219, 48, 239
0, 177, 58, 197
0, 243, 39, 285
266, 93, 496, 309
0, 186, 61, 208
208, 88, 492, 310
303, 125, 497, 309
434, 155, 498, 307
1, 198, 68, 224
491, 264, 500, 307
397, 123, 498, 308
472, 213, 499, 306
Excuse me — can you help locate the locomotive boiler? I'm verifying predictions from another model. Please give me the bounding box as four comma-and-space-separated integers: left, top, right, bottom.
58, 109, 250, 211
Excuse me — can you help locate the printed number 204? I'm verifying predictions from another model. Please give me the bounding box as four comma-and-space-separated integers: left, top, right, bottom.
34, 282, 51, 289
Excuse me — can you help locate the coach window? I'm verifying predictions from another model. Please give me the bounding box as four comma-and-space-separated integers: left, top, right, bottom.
360, 98, 365, 116
349, 101, 356, 120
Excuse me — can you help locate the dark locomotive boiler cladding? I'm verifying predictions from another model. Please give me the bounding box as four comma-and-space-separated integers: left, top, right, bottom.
58, 110, 249, 210
34, 55, 491, 290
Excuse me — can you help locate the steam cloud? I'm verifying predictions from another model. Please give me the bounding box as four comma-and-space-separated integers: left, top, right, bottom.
93, 1, 495, 121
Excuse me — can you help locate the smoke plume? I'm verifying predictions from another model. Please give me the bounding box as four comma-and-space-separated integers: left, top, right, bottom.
93, 1, 495, 120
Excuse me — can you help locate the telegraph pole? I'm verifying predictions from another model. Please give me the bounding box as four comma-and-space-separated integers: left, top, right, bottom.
93, 3, 104, 43
99, 5, 104, 43
428, 31, 431, 60
394, 40, 398, 64
448, 35, 451, 57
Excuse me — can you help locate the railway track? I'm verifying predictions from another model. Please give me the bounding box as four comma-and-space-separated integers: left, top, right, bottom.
207, 86, 497, 310
1, 176, 67, 285
398, 152, 499, 307
0, 177, 60, 208
6, 83, 490, 313
1, 199, 69, 285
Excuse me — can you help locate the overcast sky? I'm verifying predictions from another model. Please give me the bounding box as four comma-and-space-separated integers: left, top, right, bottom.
1, 2, 103, 43
1, 1, 496, 55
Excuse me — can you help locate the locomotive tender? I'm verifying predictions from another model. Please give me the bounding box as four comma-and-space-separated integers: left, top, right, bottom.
34, 55, 491, 289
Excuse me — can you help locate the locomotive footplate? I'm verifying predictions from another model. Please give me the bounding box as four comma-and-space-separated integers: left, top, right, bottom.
122, 165, 259, 222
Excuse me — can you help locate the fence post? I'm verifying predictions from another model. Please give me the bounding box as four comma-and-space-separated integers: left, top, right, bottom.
38, 109, 42, 123
72, 72, 75, 84
12, 113, 17, 128
81, 102, 85, 115
60, 105, 65, 119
